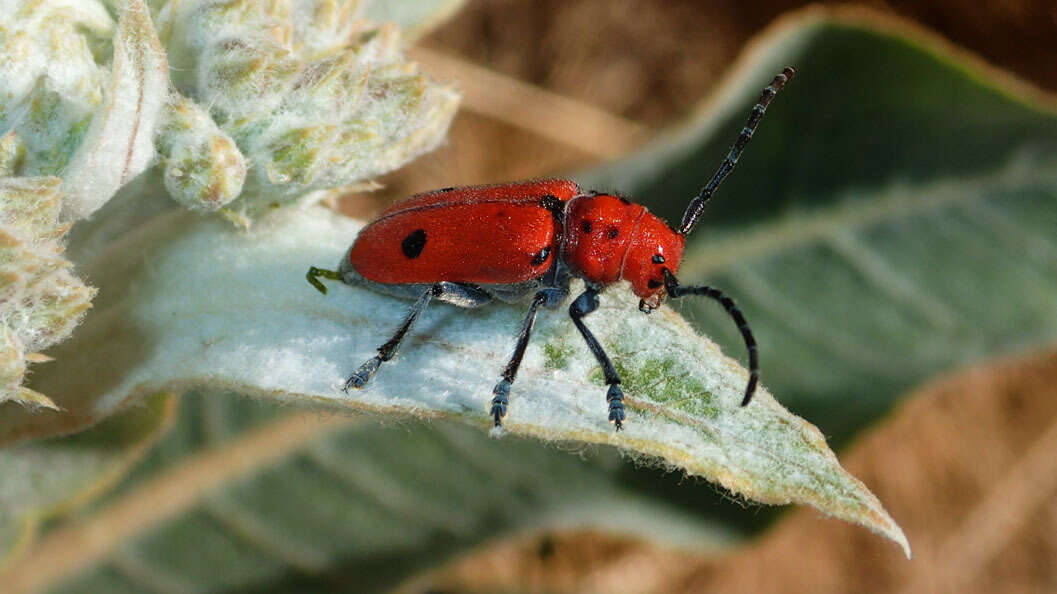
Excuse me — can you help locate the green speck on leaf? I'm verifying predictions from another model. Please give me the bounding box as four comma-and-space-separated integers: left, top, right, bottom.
591, 356, 719, 418
543, 340, 574, 370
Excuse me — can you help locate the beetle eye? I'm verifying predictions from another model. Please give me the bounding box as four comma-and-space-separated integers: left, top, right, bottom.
652, 254, 665, 264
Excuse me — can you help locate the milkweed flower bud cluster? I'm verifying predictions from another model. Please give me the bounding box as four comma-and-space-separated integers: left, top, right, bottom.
0, 1, 111, 180
0, 172, 95, 408
156, 0, 460, 217
0, 0, 459, 406
155, 92, 247, 212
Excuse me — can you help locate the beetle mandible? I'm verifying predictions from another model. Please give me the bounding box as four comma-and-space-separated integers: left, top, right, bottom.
308, 67, 795, 431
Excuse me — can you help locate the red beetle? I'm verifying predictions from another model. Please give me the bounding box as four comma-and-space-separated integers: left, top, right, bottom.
309, 68, 795, 430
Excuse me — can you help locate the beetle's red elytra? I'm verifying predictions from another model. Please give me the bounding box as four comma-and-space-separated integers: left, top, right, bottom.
308, 67, 795, 431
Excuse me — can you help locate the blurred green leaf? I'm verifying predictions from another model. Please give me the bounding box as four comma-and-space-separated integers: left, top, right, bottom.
578, 11, 1057, 444
0, 394, 175, 571
24, 393, 733, 593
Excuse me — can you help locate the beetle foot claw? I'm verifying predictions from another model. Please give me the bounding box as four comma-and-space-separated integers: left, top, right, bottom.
490, 379, 511, 427
607, 384, 626, 431
344, 356, 381, 391
490, 405, 507, 428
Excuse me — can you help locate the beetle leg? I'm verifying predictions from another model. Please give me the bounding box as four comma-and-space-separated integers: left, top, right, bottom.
569, 288, 625, 430
306, 266, 342, 295
345, 285, 437, 391
434, 282, 493, 308
346, 282, 492, 391
491, 287, 566, 428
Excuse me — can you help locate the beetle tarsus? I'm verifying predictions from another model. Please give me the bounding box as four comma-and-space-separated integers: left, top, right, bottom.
490, 378, 511, 427
344, 356, 381, 391
607, 384, 626, 431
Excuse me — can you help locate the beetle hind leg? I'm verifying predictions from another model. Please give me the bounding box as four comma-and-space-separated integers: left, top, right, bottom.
345, 285, 436, 391
346, 282, 492, 392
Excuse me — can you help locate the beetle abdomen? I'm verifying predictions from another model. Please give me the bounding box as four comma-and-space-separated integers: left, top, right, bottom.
350, 201, 558, 284
348, 179, 579, 285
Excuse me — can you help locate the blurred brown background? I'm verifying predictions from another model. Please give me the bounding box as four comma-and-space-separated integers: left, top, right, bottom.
341, 1, 1057, 592
402, 350, 1057, 593
348, 0, 1057, 213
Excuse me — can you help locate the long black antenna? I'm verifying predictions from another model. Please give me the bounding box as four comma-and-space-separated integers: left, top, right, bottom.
664, 270, 758, 406
678, 67, 795, 236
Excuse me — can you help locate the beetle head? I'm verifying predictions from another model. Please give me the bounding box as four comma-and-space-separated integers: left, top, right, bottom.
621, 212, 685, 312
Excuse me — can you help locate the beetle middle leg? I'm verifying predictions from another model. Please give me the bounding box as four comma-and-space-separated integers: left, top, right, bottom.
490, 287, 566, 427
346, 282, 492, 391
569, 287, 626, 430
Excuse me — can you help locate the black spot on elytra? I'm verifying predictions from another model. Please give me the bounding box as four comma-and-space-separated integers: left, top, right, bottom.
647, 279, 663, 289
401, 229, 427, 259
531, 246, 551, 266
606, 226, 619, 239
580, 220, 592, 234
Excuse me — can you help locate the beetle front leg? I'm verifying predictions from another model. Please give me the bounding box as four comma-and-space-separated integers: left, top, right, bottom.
569, 288, 625, 430
491, 287, 566, 428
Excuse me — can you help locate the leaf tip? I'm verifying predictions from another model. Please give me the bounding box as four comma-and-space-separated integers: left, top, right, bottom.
856, 494, 912, 559
891, 523, 912, 560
